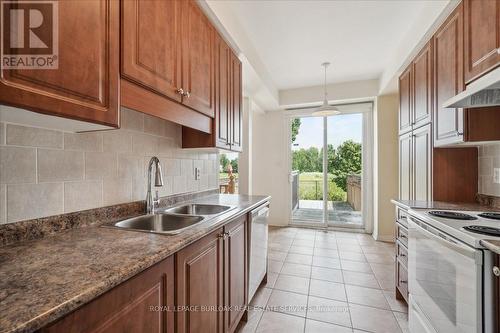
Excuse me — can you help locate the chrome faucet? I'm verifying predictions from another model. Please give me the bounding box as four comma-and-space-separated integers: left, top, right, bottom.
146, 156, 164, 214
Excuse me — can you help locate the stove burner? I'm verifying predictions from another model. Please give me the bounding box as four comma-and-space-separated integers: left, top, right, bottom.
463, 225, 500, 236
428, 210, 477, 220
478, 212, 500, 220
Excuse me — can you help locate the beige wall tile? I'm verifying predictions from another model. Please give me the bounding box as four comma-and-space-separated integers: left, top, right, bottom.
173, 175, 187, 193
38, 149, 84, 182
64, 132, 102, 152
144, 114, 166, 137
118, 154, 141, 178
0, 146, 36, 184
0, 122, 5, 145
6, 124, 62, 148
103, 178, 132, 206
85, 152, 117, 180
64, 181, 102, 213
479, 157, 493, 176
132, 133, 159, 155
102, 130, 132, 153
7, 183, 63, 222
478, 143, 500, 196
181, 159, 193, 177
164, 121, 178, 139
121, 107, 144, 132
158, 137, 173, 156
163, 159, 181, 177
0, 184, 5, 223
132, 174, 146, 201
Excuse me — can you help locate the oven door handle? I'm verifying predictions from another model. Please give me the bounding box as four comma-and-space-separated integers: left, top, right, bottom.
408, 217, 480, 261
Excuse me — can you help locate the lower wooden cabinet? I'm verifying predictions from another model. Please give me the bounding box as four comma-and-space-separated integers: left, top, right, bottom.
40, 215, 249, 333
41, 256, 175, 333
394, 207, 409, 304
176, 215, 248, 333
224, 216, 247, 333
176, 228, 225, 333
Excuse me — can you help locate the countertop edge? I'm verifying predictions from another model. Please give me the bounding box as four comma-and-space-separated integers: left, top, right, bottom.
9, 195, 271, 333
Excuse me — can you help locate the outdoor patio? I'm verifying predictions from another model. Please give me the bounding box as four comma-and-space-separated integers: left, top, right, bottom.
292, 200, 363, 226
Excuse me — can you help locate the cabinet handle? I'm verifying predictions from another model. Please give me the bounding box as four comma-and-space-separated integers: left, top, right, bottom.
218, 233, 225, 239
400, 253, 406, 257
400, 234, 407, 239
183, 91, 191, 98
399, 280, 408, 284
455, 132, 464, 136
176, 88, 185, 95
493, 266, 500, 277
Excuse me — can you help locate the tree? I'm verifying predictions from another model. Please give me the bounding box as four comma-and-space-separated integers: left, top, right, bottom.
230, 158, 238, 173
219, 154, 230, 172
330, 140, 362, 191
291, 118, 301, 143
292, 147, 322, 172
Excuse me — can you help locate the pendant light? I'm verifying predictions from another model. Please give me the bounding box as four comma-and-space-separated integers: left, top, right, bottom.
311, 62, 341, 116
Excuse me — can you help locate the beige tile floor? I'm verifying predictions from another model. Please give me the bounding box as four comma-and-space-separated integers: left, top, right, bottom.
236, 227, 408, 333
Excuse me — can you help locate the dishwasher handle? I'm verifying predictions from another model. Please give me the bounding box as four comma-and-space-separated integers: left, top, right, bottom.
251, 205, 269, 219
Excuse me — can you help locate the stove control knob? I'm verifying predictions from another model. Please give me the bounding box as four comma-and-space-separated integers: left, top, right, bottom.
493, 266, 500, 277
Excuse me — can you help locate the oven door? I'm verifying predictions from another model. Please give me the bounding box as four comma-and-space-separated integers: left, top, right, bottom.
408, 216, 482, 333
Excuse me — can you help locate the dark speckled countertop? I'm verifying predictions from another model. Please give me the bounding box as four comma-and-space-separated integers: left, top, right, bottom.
0, 194, 270, 333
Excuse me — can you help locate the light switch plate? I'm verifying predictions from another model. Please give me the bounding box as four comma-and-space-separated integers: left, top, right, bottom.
494, 168, 500, 184
195, 167, 201, 180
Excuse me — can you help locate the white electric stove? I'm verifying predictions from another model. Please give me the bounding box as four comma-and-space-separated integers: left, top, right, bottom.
406, 208, 499, 333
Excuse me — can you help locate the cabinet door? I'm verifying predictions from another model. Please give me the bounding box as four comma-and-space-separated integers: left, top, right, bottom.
215, 33, 231, 149
121, 0, 182, 102
464, 0, 500, 83
181, 1, 216, 118
42, 256, 175, 333
230, 52, 243, 152
434, 4, 465, 147
224, 216, 247, 333
176, 228, 224, 333
412, 124, 432, 201
413, 41, 433, 128
398, 65, 413, 134
399, 133, 412, 200
0, 0, 119, 127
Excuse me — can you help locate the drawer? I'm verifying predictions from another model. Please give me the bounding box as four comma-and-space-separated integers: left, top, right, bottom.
396, 207, 409, 228
396, 223, 408, 247
396, 260, 409, 302
396, 240, 408, 268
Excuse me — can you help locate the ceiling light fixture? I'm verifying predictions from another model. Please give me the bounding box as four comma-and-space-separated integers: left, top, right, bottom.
311, 62, 341, 116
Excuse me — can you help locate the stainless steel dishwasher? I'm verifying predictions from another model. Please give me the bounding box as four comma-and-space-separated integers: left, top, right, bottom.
248, 203, 269, 302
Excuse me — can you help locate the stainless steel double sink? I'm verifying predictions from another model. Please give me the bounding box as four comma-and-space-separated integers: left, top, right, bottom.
103, 204, 235, 235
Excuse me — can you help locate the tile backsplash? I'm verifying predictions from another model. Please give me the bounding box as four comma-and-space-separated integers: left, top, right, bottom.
478, 143, 500, 197
0, 108, 219, 224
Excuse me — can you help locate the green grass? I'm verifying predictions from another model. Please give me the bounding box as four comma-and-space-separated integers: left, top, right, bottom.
297, 172, 346, 201
219, 173, 238, 179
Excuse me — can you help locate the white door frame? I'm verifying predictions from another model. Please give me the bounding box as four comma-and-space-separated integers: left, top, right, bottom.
284, 102, 374, 234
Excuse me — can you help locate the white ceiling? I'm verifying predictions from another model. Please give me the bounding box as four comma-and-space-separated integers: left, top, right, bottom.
212, 0, 449, 91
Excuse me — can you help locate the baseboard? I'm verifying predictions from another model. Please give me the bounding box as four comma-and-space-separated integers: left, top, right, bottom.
373, 234, 395, 242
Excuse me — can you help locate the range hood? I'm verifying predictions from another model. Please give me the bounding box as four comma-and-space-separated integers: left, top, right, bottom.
443, 66, 500, 108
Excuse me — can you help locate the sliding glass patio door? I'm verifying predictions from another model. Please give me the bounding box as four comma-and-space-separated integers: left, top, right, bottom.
290, 111, 365, 229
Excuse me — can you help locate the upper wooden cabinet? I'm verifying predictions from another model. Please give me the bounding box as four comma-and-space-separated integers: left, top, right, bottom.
121, 0, 216, 133
433, 3, 465, 147
464, 0, 500, 83
181, 0, 216, 118
398, 132, 412, 200
215, 33, 231, 149
413, 41, 433, 129
41, 255, 175, 333
0, 0, 119, 128
230, 52, 243, 152
412, 124, 432, 202
121, 0, 182, 102
182, 35, 243, 152
398, 65, 412, 134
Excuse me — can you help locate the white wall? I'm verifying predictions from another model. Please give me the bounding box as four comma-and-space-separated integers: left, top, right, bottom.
251, 110, 289, 226
373, 94, 399, 241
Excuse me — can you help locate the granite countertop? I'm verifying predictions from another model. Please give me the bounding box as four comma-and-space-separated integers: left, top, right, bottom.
391, 199, 499, 212
0, 194, 270, 333
480, 239, 500, 254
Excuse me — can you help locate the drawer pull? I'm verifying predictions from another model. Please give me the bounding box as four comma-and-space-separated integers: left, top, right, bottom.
493, 266, 500, 277
400, 234, 407, 239
399, 253, 406, 257
399, 280, 407, 284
